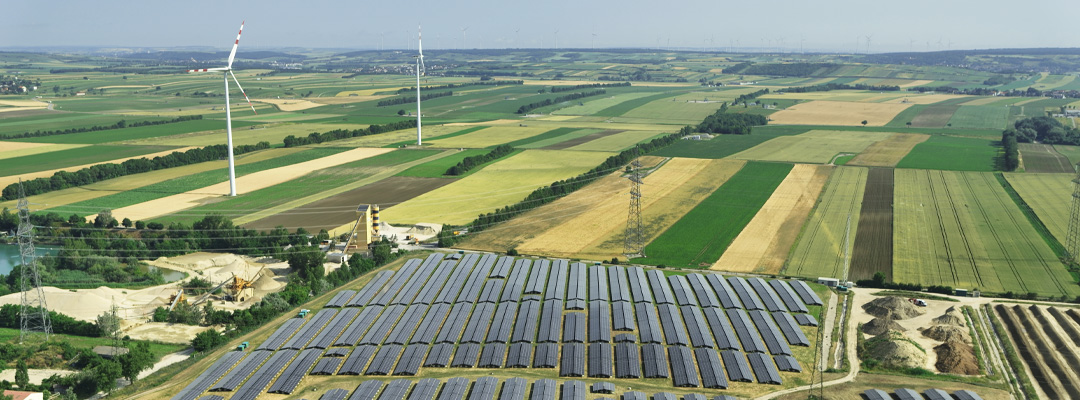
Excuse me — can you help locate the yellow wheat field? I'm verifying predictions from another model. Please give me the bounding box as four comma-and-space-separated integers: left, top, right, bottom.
252, 98, 324, 111
768, 100, 912, 126
847, 133, 930, 167
712, 164, 832, 273
881, 94, 969, 105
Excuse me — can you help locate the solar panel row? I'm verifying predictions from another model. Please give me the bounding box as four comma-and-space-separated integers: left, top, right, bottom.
533, 343, 558, 368
380, 379, 413, 400
410, 379, 441, 400
435, 254, 479, 305
268, 348, 321, 394
326, 290, 357, 308
647, 270, 675, 305
452, 343, 480, 367
789, 280, 824, 306
614, 342, 641, 378
772, 311, 811, 347
641, 343, 669, 378
769, 280, 808, 313
635, 303, 663, 344
627, 267, 653, 303
423, 343, 452, 367
588, 342, 612, 378
545, 260, 568, 301
609, 266, 630, 302
365, 344, 402, 375
567, 263, 586, 301
681, 305, 715, 348
347, 380, 383, 400
668, 346, 700, 387
773, 354, 801, 372
349, 270, 395, 307
281, 309, 337, 350
793, 313, 819, 327
310, 357, 341, 375
563, 312, 586, 343
479, 343, 506, 368
506, 342, 532, 367
560, 343, 585, 377
412, 303, 451, 344
501, 259, 531, 302
321, 388, 350, 400
438, 378, 470, 400
612, 301, 635, 331
747, 352, 782, 384
338, 345, 376, 375
371, 258, 423, 306
686, 274, 720, 308
337, 306, 384, 346
435, 303, 471, 344
727, 277, 763, 311
413, 259, 460, 305
726, 308, 767, 353
486, 302, 516, 343
748, 310, 792, 356
499, 378, 528, 400
694, 348, 728, 389
561, 380, 586, 400
360, 305, 404, 345
457, 254, 497, 304
524, 259, 549, 295
703, 308, 740, 350
172, 351, 245, 400
706, 274, 741, 309
461, 303, 495, 343
747, 277, 785, 313
589, 265, 609, 301
477, 280, 504, 304
392, 344, 426, 375
657, 304, 690, 346
537, 300, 562, 342
490, 256, 513, 278
668, 276, 698, 307
511, 300, 540, 343
720, 350, 753, 382
589, 301, 611, 342
470, 376, 499, 400
310, 308, 359, 349
232, 349, 297, 400
530, 379, 557, 400
393, 254, 446, 306
256, 318, 304, 351
210, 350, 270, 391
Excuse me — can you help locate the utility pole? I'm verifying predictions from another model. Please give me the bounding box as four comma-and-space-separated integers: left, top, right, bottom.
1066, 163, 1080, 262
623, 160, 645, 258
17, 179, 51, 343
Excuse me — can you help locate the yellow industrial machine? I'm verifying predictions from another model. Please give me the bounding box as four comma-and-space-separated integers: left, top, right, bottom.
167, 288, 186, 311
226, 265, 266, 302
344, 204, 380, 251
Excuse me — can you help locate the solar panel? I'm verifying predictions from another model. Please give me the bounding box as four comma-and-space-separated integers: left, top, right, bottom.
614, 333, 637, 343
922, 389, 951, 400
469, 376, 499, 400
612, 301, 635, 331
424, 343, 454, 367
720, 350, 753, 382
705, 274, 742, 309
197, 396, 223, 400
360, 304, 406, 345
702, 308, 740, 350
652, 393, 677, 400
668, 346, 700, 387
505, 343, 532, 368
567, 263, 587, 301
501, 259, 531, 302
682, 394, 706, 400
372, 258, 424, 305
893, 388, 921, 400
635, 303, 663, 344
747, 352, 782, 384
391, 344, 426, 375
621, 392, 646, 400
590, 382, 616, 394
437, 377, 470, 400
435, 303, 472, 344
379, 379, 413, 400
452, 343, 480, 368
269, 348, 321, 394
545, 260, 568, 301
477, 280, 504, 304
365, 344, 403, 375
954, 390, 984, 400
647, 269, 675, 305
641, 343, 669, 378
490, 256, 514, 278
435, 254, 480, 304
769, 280, 808, 313
749, 310, 793, 355
772, 311, 811, 347
321, 388, 350, 400
499, 378, 527, 400
309, 308, 359, 349
747, 278, 785, 312
560, 343, 585, 377
627, 267, 654, 303
686, 274, 720, 308
773, 355, 801, 372
326, 290, 357, 308
668, 275, 698, 307
609, 266, 631, 302
350, 270, 396, 306
657, 304, 690, 346
565, 299, 586, 310
588, 342, 613, 377
232, 349, 296, 400
210, 350, 270, 391
413, 303, 451, 344
310, 357, 341, 375
524, 259, 550, 295
563, 312, 587, 343
413, 259, 460, 305
680, 305, 715, 348
793, 313, 819, 326
324, 347, 350, 357
862, 389, 889, 400
726, 309, 767, 353
337, 305, 385, 346
409, 379, 442, 400
256, 318, 305, 350
458, 254, 498, 304
338, 345, 377, 375
461, 303, 496, 343
614, 342, 641, 378
281, 309, 337, 350
694, 348, 728, 389
530, 379, 557, 400
486, 302, 517, 343
789, 280, 823, 306
726, 277, 763, 310
710, 396, 737, 400
387, 305, 430, 345
511, 300, 540, 343
560, 380, 586, 400
347, 380, 385, 400
537, 300, 563, 343
478, 343, 507, 368
589, 265, 610, 301
173, 351, 245, 400
589, 301, 612, 342
533, 343, 559, 368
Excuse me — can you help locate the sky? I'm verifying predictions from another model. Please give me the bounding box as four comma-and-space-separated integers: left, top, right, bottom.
3, 0, 1078, 53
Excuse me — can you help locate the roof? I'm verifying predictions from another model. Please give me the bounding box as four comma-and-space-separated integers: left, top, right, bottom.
3, 391, 42, 400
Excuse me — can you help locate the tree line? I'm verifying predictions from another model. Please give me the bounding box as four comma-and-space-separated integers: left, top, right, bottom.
781, 83, 901, 93
549, 82, 630, 93
732, 88, 770, 105
283, 119, 417, 147
1008, 116, 1080, 145
3, 115, 204, 140
516, 90, 607, 114
696, 103, 769, 135
1001, 128, 1019, 171
377, 91, 452, 107
394, 80, 523, 94
0, 141, 270, 200
445, 145, 514, 176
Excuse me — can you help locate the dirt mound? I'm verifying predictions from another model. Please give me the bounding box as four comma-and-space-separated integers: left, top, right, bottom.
922, 324, 971, 343
862, 317, 906, 335
862, 331, 927, 369
934, 340, 979, 375
862, 296, 926, 320
932, 306, 966, 327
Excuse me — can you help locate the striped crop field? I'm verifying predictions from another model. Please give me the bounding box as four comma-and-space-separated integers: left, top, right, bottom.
893, 169, 1079, 296
1004, 172, 1072, 242
731, 130, 893, 164
784, 166, 868, 279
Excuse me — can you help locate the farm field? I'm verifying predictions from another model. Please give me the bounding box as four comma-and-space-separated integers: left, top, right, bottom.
424, 125, 554, 148
908, 105, 959, 128
768, 100, 912, 126
394, 149, 491, 178
637, 161, 792, 268
784, 166, 868, 279
531, 129, 612, 149
8, 119, 257, 144
1004, 172, 1072, 242
995, 304, 1080, 399
1054, 144, 1080, 165
651, 127, 802, 159
0, 142, 88, 160
550, 92, 655, 116
712, 164, 832, 274
947, 105, 1010, 130
731, 130, 894, 164
126, 122, 356, 147
893, 169, 1079, 296
896, 135, 999, 172
618, 97, 729, 124
380, 149, 615, 225
847, 133, 929, 167
0, 145, 190, 191
564, 129, 663, 152
1018, 143, 1073, 173
848, 168, 894, 281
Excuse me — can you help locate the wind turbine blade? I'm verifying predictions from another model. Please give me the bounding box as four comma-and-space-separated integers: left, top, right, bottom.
227, 21, 245, 69
229, 70, 258, 115
189, 67, 228, 73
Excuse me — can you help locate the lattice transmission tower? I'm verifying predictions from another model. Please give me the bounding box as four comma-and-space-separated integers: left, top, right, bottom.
623, 160, 645, 258
1068, 166, 1080, 264
17, 180, 51, 343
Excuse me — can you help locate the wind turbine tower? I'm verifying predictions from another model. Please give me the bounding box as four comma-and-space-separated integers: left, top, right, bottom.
416, 26, 426, 146
461, 26, 469, 49
187, 21, 257, 197
554, 29, 559, 50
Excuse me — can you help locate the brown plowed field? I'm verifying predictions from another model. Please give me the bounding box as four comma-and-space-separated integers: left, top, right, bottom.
542, 130, 623, 150
1019, 143, 1074, 173
242, 176, 455, 231
847, 133, 929, 167
849, 168, 893, 281
995, 304, 1080, 399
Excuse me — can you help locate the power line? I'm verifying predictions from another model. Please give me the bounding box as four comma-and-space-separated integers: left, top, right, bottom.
624, 160, 645, 258
17, 180, 52, 343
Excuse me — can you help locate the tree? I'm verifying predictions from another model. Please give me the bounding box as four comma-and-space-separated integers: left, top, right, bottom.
872, 272, 887, 286
121, 218, 132, 228
96, 305, 122, 343
94, 209, 116, 228
15, 359, 28, 388
372, 238, 394, 265
191, 329, 225, 352
861, 120, 868, 126
117, 342, 153, 383
135, 220, 146, 230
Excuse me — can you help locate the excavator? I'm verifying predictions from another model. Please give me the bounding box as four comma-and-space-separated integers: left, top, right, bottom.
225, 265, 266, 302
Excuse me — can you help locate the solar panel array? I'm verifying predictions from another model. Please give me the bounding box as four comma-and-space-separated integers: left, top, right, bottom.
177, 253, 828, 400
864, 389, 984, 400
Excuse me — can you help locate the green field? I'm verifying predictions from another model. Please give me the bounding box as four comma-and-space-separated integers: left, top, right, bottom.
551, 93, 655, 116
884, 104, 926, 127
731, 130, 893, 164
651, 127, 804, 159
9, 119, 257, 144
0, 144, 179, 177
896, 135, 999, 171
1053, 144, 1080, 165
946, 105, 1010, 130
909, 105, 960, 128
395, 148, 518, 178
635, 161, 792, 268
1004, 172, 1072, 242
893, 169, 1079, 296
0, 113, 167, 137
504, 127, 585, 148
785, 166, 868, 279
593, 92, 687, 117
566, 130, 664, 152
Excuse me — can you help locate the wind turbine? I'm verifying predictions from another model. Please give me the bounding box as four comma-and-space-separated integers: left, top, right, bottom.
592, 33, 598, 49
554, 29, 559, 50
515, 29, 520, 48
187, 21, 256, 197
415, 26, 425, 146
865, 33, 874, 54
461, 26, 469, 49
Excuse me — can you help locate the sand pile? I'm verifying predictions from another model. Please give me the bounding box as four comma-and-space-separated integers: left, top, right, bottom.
932, 306, 966, 327
934, 340, 979, 375
862, 317, 906, 336
863, 332, 927, 369
862, 296, 926, 320
922, 325, 971, 343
